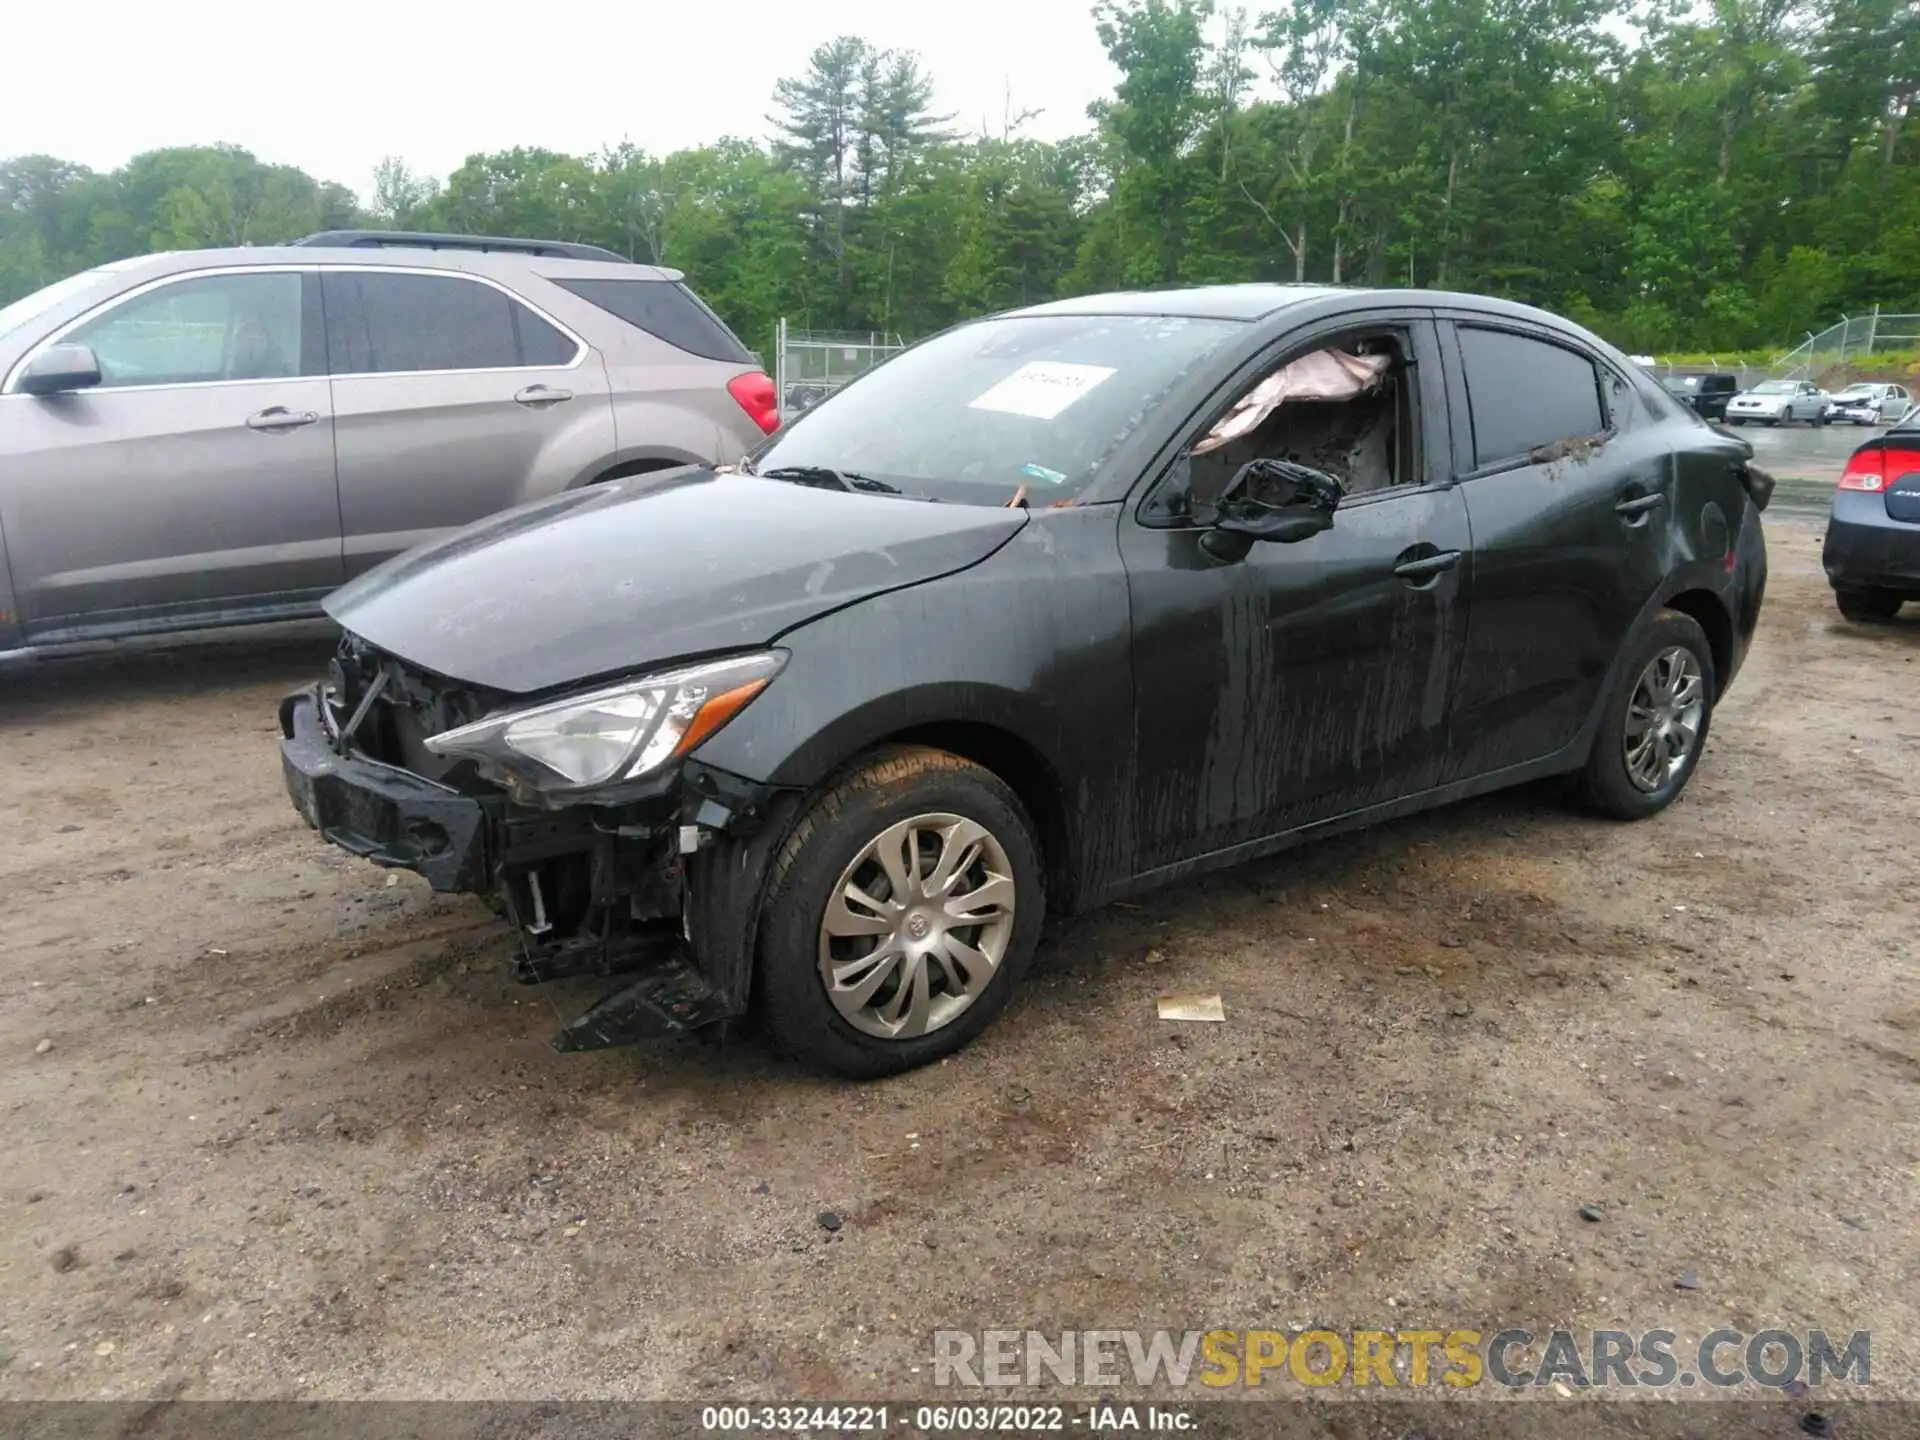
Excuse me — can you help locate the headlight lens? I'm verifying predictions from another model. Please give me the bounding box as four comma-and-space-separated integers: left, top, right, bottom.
424, 650, 785, 793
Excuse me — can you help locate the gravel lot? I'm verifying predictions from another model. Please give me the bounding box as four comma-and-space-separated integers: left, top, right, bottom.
2, 438, 1916, 1427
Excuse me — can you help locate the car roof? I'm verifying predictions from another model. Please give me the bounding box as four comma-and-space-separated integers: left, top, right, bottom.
94, 246, 685, 286
1001, 283, 1624, 333
1006, 284, 1345, 321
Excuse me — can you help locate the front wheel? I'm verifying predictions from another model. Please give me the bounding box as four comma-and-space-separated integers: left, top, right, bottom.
1575, 610, 1716, 821
754, 745, 1045, 1077
1835, 588, 1903, 622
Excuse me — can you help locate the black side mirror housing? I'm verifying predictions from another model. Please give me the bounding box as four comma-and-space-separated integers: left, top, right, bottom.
1199, 458, 1342, 563
18, 343, 102, 396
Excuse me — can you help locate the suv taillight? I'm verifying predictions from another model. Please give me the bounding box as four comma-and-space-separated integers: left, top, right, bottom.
727, 371, 780, 435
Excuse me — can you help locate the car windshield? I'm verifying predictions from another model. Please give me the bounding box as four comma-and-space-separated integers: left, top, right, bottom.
0, 260, 143, 345
1833, 387, 1871, 400
1662, 376, 1702, 394
750, 313, 1245, 505
1750, 381, 1795, 395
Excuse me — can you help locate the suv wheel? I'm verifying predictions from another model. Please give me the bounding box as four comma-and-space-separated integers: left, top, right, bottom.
754, 746, 1044, 1077
1835, 588, 1903, 623
1576, 609, 1715, 821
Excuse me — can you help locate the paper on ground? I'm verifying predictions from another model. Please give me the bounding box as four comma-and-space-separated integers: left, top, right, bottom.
1157, 993, 1226, 1022
969, 362, 1116, 420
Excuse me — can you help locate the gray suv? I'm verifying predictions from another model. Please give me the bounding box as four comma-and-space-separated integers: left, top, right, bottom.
0, 231, 777, 658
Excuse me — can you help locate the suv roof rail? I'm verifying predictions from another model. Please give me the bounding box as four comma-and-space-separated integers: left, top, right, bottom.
292, 230, 634, 263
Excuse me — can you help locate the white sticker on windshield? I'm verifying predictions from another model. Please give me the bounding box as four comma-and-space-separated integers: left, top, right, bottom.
968, 362, 1117, 420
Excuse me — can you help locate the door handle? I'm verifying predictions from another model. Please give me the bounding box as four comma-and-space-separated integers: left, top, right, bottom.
1615, 492, 1666, 518
245, 406, 319, 432
515, 385, 573, 407
1392, 549, 1462, 582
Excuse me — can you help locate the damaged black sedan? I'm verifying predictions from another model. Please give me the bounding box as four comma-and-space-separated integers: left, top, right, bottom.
281, 284, 1770, 1076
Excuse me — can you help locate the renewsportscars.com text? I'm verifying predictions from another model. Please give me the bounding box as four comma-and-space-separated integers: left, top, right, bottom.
932, 1328, 1871, 1391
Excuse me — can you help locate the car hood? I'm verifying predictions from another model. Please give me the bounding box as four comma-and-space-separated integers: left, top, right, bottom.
324, 467, 1028, 694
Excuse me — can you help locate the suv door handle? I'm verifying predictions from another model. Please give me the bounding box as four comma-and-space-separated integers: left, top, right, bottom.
1615, 493, 1666, 518
515, 385, 572, 407
245, 406, 319, 432
1392, 549, 1462, 582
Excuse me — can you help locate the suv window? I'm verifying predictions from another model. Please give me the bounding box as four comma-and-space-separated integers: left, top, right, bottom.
1457, 325, 1605, 469
63, 271, 305, 388
553, 278, 754, 364
323, 272, 577, 375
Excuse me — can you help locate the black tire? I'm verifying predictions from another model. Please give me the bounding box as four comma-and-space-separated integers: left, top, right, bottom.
1765, 417, 1780, 427
754, 745, 1045, 1078
1726, 417, 1744, 427
1575, 609, 1717, 821
1835, 588, 1903, 622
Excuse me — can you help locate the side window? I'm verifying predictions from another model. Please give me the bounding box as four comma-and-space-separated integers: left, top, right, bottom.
1456, 326, 1606, 469
513, 306, 576, 366
1168, 331, 1418, 521
553, 278, 754, 363
64, 272, 303, 388
324, 273, 572, 374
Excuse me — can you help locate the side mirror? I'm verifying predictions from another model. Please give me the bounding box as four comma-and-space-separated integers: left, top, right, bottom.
1199, 458, 1342, 563
17, 344, 102, 396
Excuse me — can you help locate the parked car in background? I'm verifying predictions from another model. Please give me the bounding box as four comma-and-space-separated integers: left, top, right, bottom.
0, 231, 777, 660
1659, 372, 1739, 421
280, 282, 1770, 1076
1825, 410, 1920, 622
1828, 382, 1913, 426
1724, 378, 1831, 426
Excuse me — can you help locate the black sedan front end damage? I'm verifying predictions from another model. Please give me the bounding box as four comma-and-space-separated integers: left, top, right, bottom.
279, 633, 787, 1051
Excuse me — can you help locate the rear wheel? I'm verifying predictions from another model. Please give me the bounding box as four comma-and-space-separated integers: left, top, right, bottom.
754, 746, 1045, 1078
1835, 588, 1903, 623
1575, 610, 1715, 821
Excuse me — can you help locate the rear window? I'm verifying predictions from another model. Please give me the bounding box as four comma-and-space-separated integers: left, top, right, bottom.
555, 279, 753, 364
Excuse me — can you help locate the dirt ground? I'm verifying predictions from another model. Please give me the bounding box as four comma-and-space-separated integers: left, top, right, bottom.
2, 501, 1917, 1425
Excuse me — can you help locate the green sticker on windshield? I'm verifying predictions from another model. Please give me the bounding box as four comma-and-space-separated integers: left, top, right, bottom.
1021, 462, 1068, 486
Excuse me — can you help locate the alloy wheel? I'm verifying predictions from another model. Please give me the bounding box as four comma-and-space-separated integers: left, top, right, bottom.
817, 812, 1018, 1039
1623, 646, 1706, 793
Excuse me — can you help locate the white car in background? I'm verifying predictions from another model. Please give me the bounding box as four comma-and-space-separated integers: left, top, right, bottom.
1829, 382, 1912, 426
1725, 379, 1831, 426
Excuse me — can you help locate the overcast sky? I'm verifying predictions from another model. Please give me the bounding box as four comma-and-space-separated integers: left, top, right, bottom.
3, 0, 1127, 198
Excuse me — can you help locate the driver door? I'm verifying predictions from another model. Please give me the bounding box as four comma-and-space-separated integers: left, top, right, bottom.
1118, 314, 1471, 875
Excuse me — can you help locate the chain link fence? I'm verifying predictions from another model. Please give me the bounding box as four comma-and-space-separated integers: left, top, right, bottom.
1770, 308, 1920, 380
773, 320, 907, 424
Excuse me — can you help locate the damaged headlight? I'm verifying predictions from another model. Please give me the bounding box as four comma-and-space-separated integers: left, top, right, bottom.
423, 650, 786, 795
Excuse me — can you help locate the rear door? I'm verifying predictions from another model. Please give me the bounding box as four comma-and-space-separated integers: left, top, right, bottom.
322, 268, 616, 577
0, 267, 341, 636
1435, 317, 1671, 782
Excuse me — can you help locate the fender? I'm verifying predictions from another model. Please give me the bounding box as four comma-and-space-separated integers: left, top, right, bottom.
692, 511, 1140, 909
737, 679, 1074, 792
564, 447, 711, 490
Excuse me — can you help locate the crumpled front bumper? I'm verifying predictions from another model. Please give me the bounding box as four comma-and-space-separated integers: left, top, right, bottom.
279, 687, 493, 893
278, 681, 792, 1050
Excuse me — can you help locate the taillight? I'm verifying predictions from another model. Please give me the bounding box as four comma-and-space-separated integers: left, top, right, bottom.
1839, 447, 1920, 491
727, 371, 780, 435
